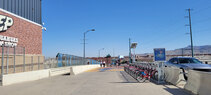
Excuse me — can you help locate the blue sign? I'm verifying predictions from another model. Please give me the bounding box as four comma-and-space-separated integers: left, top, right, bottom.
154, 48, 166, 61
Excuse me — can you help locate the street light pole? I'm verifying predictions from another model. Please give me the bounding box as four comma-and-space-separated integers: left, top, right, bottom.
83, 32, 86, 60
129, 38, 132, 63
83, 29, 95, 62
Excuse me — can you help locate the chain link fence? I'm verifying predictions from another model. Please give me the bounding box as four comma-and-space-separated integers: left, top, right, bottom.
44, 53, 100, 69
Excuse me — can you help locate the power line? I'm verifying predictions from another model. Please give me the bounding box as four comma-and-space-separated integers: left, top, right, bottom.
192, 5, 211, 15
194, 28, 211, 33
192, 16, 211, 24
141, 26, 186, 47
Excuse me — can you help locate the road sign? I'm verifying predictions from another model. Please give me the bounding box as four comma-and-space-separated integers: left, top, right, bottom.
154, 48, 166, 61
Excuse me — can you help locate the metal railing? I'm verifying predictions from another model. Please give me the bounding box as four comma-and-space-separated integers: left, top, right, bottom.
0, 51, 100, 76
44, 53, 100, 69
0, 46, 44, 75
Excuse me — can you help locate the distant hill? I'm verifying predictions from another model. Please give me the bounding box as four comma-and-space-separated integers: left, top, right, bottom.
166, 45, 211, 55
139, 45, 211, 56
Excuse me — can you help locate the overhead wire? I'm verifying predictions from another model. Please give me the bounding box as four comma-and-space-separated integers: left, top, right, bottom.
138, 4, 211, 53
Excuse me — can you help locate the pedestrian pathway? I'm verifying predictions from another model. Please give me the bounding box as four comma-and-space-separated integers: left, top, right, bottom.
0, 67, 191, 95
86, 67, 124, 72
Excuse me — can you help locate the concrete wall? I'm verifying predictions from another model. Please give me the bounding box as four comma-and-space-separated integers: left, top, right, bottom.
2, 64, 100, 86
184, 70, 211, 95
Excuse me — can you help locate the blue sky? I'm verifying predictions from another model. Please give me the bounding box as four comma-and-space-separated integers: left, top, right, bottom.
42, 0, 211, 57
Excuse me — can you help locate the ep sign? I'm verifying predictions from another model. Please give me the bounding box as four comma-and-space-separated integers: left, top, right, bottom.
0, 15, 14, 32
154, 48, 166, 61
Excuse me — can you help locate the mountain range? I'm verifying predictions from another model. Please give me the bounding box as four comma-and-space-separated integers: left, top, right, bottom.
166, 45, 211, 55
141, 45, 211, 56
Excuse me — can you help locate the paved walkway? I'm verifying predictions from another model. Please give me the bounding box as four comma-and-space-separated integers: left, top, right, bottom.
0, 67, 191, 95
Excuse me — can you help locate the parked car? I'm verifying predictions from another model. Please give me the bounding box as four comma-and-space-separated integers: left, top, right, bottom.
165, 57, 211, 80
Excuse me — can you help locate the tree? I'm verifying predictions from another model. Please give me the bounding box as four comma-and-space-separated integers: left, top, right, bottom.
105, 54, 111, 67
105, 54, 111, 58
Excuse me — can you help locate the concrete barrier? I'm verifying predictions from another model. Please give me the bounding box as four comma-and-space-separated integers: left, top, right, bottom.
164, 67, 186, 87
70, 64, 100, 75
49, 67, 70, 76
50, 65, 100, 76
184, 70, 211, 95
2, 64, 100, 86
2, 69, 50, 86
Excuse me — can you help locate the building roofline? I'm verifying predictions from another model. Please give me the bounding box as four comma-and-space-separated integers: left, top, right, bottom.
0, 8, 42, 27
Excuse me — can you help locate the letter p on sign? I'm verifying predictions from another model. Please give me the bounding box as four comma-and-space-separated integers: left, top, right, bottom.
0, 15, 14, 32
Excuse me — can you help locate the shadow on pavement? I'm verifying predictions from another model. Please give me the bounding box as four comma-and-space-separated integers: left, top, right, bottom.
109, 82, 138, 84
163, 85, 192, 95
63, 73, 70, 76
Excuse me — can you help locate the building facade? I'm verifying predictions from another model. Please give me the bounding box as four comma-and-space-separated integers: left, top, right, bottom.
0, 0, 42, 54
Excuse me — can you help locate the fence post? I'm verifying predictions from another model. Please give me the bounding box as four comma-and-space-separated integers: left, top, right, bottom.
75, 56, 76, 65
23, 47, 25, 72
68, 56, 70, 66
72, 56, 74, 65
13, 46, 16, 73
70, 55, 73, 66
1, 45, 4, 76
31, 56, 33, 71
38, 56, 40, 70
65, 55, 67, 67
6, 47, 9, 74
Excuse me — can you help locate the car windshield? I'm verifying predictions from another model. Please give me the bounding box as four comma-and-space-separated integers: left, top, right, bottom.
178, 58, 201, 64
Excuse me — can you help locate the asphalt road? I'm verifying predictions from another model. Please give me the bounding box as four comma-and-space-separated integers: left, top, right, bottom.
0, 67, 191, 95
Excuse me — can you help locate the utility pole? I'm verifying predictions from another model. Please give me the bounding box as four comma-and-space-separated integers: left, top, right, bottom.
129, 38, 132, 63
83, 32, 86, 59
187, 8, 194, 57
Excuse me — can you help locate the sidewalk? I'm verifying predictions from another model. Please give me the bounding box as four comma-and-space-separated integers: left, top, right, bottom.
0, 67, 191, 95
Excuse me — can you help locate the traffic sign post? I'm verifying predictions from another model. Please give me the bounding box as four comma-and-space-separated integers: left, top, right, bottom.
154, 48, 166, 84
